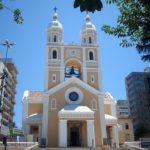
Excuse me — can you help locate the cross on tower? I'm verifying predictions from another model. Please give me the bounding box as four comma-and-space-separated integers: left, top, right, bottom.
54, 7, 57, 13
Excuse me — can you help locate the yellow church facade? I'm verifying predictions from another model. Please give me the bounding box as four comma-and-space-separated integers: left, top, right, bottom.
22, 12, 133, 148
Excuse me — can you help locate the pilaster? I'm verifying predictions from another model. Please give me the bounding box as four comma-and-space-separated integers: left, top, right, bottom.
112, 125, 119, 148
98, 95, 107, 145
87, 120, 95, 147
44, 45, 49, 90
59, 119, 67, 147
60, 46, 64, 82
41, 94, 49, 145
82, 47, 87, 82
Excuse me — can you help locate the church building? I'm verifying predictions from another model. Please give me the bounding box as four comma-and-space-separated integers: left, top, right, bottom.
22, 11, 124, 148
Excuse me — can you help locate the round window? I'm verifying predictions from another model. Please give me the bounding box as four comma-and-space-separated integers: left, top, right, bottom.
65, 87, 83, 104
69, 92, 79, 101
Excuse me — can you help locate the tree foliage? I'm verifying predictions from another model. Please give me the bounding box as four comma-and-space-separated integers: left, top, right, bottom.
0, 0, 23, 24
74, 0, 103, 12
102, 0, 150, 61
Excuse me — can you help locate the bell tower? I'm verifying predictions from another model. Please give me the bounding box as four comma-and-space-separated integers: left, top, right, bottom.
80, 14, 101, 90
81, 15, 97, 46
44, 10, 63, 90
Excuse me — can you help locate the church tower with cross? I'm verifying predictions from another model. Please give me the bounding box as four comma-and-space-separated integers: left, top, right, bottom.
22, 10, 125, 148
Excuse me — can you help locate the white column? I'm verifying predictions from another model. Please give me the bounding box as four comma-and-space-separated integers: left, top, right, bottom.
97, 45, 103, 91
38, 125, 42, 143
59, 120, 67, 147
112, 126, 119, 148
26, 124, 30, 135
87, 120, 95, 147
25, 124, 30, 142
98, 96, 107, 145
44, 67, 49, 90
22, 98, 29, 122
60, 46, 64, 82
42, 94, 49, 145
44, 46, 49, 90
82, 47, 87, 82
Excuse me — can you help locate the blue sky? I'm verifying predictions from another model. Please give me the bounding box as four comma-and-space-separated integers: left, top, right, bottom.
0, 0, 149, 128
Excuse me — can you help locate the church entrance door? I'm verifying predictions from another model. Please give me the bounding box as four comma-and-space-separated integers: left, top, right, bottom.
70, 127, 80, 147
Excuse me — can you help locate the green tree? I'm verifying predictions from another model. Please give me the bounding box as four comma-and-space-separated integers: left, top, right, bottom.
101, 0, 150, 61
74, 0, 103, 12
0, 0, 23, 24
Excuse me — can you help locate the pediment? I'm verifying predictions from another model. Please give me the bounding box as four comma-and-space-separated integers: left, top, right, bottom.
45, 77, 103, 97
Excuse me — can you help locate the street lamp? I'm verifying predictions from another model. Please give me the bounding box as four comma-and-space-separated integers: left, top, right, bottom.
0, 39, 15, 128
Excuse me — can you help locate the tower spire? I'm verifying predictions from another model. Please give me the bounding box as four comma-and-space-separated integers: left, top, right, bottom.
54, 7, 57, 13
53, 7, 58, 21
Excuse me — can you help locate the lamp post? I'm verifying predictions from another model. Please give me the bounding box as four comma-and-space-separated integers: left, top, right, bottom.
0, 39, 15, 134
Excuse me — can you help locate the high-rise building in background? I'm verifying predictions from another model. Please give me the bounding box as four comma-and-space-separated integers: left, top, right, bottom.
0, 58, 18, 139
116, 100, 134, 143
117, 100, 130, 118
126, 67, 150, 139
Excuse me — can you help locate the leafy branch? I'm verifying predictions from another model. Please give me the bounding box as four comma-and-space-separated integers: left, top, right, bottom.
0, 0, 23, 24
102, 0, 150, 61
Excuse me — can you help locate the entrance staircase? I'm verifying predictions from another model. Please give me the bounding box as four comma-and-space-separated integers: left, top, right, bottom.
38, 148, 132, 150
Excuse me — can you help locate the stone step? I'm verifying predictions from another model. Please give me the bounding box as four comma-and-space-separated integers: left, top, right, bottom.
39, 148, 90, 150
38, 148, 131, 150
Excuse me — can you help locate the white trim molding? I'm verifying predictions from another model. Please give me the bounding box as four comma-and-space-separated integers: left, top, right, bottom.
59, 105, 94, 119
91, 99, 97, 111
65, 87, 83, 105
45, 76, 103, 97
51, 48, 58, 59
50, 98, 57, 110
88, 49, 95, 61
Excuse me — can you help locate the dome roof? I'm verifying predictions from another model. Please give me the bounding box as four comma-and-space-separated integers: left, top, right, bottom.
48, 12, 63, 30
82, 15, 96, 31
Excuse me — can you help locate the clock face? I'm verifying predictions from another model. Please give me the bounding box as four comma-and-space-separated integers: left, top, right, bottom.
69, 92, 79, 101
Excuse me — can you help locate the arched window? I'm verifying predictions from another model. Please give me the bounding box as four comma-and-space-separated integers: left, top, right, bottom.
50, 98, 57, 109
52, 50, 57, 59
89, 51, 94, 60
125, 123, 129, 130
91, 99, 97, 110
89, 37, 92, 43
52, 74, 56, 82
91, 75, 95, 83
54, 35, 57, 42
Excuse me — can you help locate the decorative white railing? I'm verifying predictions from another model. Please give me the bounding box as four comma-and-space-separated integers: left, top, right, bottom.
0, 142, 38, 149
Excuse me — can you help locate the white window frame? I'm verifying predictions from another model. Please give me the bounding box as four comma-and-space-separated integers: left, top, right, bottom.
53, 35, 57, 42
52, 74, 56, 82
50, 98, 57, 110
89, 49, 95, 61
89, 36, 92, 44
91, 99, 97, 110
91, 75, 95, 83
51, 49, 58, 59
